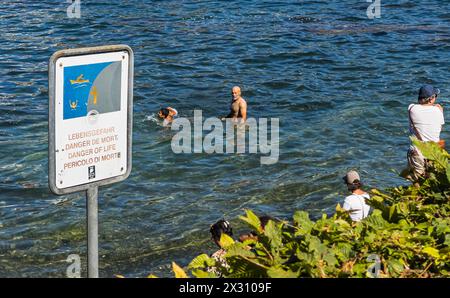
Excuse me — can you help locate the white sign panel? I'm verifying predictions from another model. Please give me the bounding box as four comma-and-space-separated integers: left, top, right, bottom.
49, 46, 133, 194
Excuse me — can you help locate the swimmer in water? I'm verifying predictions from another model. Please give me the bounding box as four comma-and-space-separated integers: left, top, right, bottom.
221, 86, 247, 124
158, 107, 178, 126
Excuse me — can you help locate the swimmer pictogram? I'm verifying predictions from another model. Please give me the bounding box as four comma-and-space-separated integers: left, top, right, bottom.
69, 100, 78, 110
70, 74, 90, 85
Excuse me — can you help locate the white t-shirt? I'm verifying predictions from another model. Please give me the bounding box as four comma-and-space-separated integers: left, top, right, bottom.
408, 104, 445, 142
343, 193, 370, 222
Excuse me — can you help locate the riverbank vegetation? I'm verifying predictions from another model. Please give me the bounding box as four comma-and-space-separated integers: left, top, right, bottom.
173, 140, 449, 278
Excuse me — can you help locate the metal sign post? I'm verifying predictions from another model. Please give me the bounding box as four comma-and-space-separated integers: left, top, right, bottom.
48, 45, 133, 278
87, 186, 99, 278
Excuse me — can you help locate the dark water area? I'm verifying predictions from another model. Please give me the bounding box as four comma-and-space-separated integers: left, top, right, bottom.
0, 0, 449, 277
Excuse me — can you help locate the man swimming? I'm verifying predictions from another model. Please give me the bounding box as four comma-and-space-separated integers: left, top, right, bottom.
222, 86, 247, 123
158, 107, 178, 126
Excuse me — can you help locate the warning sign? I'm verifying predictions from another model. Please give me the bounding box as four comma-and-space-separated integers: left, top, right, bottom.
49, 46, 133, 194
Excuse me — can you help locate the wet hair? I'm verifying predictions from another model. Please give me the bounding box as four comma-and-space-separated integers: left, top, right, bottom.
159, 108, 170, 118
210, 219, 233, 243
346, 179, 363, 191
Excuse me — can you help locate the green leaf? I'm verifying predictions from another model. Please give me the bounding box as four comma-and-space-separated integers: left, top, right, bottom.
334, 219, 351, 229
423, 247, 440, 258
226, 258, 267, 278
225, 243, 255, 258
353, 264, 368, 275
446, 165, 450, 184
444, 235, 450, 247
387, 258, 404, 276
323, 253, 339, 267
172, 262, 188, 278
239, 209, 262, 233
188, 254, 215, 269
293, 211, 314, 234
267, 267, 298, 278
219, 233, 235, 249
307, 235, 328, 258
388, 205, 396, 221
412, 138, 448, 170
191, 269, 217, 278
335, 242, 353, 260
364, 210, 389, 229
264, 220, 283, 249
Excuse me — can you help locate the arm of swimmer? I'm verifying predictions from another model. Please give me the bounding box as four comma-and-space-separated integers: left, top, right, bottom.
167, 107, 177, 116
240, 100, 247, 123
222, 111, 235, 121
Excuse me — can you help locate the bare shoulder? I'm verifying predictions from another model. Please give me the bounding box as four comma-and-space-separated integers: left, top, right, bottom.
239, 98, 247, 106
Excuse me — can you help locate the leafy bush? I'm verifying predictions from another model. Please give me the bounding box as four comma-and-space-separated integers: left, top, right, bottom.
179, 141, 450, 278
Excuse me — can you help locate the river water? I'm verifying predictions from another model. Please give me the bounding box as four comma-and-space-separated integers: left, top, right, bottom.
0, 0, 449, 277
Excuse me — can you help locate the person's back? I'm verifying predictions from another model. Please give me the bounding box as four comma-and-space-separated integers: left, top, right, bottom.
342, 170, 370, 222
407, 85, 445, 181
343, 192, 370, 222
408, 103, 444, 142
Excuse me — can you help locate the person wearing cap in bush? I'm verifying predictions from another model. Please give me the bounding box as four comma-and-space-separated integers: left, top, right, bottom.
342, 170, 371, 222
407, 85, 445, 181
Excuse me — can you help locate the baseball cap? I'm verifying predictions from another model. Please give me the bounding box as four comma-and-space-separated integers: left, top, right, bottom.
418, 85, 440, 100
343, 170, 361, 184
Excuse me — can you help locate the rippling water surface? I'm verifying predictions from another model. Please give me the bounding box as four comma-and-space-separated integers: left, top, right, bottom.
0, 0, 449, 277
